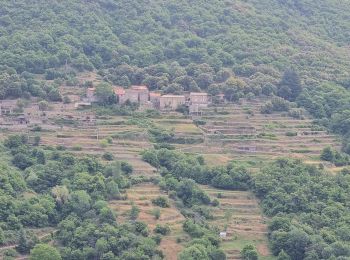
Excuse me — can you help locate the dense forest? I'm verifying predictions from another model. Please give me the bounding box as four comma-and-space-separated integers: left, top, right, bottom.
0, 135, 163, 259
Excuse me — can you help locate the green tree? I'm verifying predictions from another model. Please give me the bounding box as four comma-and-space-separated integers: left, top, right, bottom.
30, 244, 61, 260
241, 245, 258, 260
0, 227, 4, 245
321, 147, 335, 162
130, 204, 140, 220
179, 244, 209, 260
16, 229, 38, 254
277, 250, 291, 260
277, 69, 302, 101
95, 83, 115, 105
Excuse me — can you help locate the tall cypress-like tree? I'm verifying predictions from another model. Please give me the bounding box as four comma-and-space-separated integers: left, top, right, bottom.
278, 69, 302, 101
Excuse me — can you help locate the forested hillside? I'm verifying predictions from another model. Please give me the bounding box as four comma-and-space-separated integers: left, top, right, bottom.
1, 1, 350, 259
2, 0, 350, 146
1, 0, 349, 87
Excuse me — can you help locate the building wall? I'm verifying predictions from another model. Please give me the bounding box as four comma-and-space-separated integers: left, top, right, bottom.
139, 91, 149, 104
123, 90, 139, 103
86, 88, 98, 103
190, 93, 209, 104
160, 96, 186, 110
150, 94, 161, 109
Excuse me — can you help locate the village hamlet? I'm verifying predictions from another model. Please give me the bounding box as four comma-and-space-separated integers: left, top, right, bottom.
81, 85, 214, 113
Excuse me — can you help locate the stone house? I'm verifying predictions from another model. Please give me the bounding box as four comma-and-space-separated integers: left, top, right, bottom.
86, 88, 98, 103
114, 87, 126, 104
189, 92, 210, 114
159, 95, 186, 110
119, 85, 150, 104
0, 100, 17, 115
189, 92, 209, 105
150, 92, 161, 109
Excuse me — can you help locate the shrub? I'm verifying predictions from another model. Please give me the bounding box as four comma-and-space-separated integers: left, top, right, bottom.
151, 208, 161, 220
33, 136, 41, 146
63, 96, 71, 104
102, 152, 114, 161
288, 108, 304, 119
154, 224, 171, 235
261, 97, 290, 114
129, 205, 140, 220
38, 101, 49, 111
121, 162, 133, 174
285, 131, 297, 137
71, 145, 82, 151
211, 199, 220, 207
152, 196, 170, 208
106, 136, 113, 144
241, 245, 258, 260
99, 139, 109, 148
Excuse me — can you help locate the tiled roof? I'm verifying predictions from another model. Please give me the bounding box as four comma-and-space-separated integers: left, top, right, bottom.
150, 92, 161, 96
161, 95, 186, 98
131, 85, 148, 91
190, 92, 208, 96
114, 87, 126, 95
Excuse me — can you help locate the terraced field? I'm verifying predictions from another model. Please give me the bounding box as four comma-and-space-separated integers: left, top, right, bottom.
171, 99, 341, 172
38, 111, 157, 176
109, 183, 186, 260
201, 186, 272, 260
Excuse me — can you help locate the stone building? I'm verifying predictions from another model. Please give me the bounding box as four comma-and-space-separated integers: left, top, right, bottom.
189, 92, 210, 114
114, 87, 126, 103
119, 85, 150, 104
150, 92, 161, 109
86, 87, 98, 103
159, 95, 186, 110
189, 92, 209, 105
0, 100, 17, 115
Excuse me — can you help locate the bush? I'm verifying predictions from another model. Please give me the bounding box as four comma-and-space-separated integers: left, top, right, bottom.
99, 139, 109, 148
154, 224, 171, 235
121, 161, 133, 174
33, 136, 41, 146
63, 96, 71, 104
106, 136, 113, 144
193, 119, 206, 126
261, 97, 290, 114
288, 108, 304, 119
285, 131, 297, 137
71, 145, 82, 151
38, 101, 49, 111
211, 199, 220, 207
12, 153, 33, 170
241, 245, 258, 260
102, 152, 114, 161
151, 196, 170, 208
151, 208, 161, 220
129, 205, 140, 220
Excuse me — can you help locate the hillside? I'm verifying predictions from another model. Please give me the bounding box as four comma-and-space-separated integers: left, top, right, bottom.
1, 0, 350, 86
1, 1, 350, 259
2, 0, 350, 149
